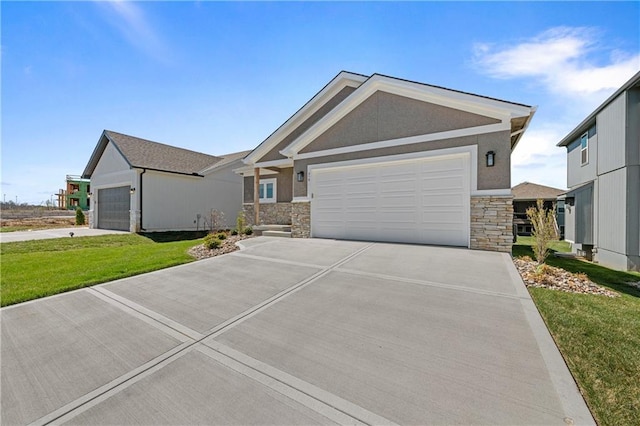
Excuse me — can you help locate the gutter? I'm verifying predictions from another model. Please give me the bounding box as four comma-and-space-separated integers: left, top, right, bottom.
140, 168, 146, 231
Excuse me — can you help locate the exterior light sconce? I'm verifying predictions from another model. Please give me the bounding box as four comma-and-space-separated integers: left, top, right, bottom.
486, 151, 495, 167
130, 187, 136, 194
296, 171, 305, 182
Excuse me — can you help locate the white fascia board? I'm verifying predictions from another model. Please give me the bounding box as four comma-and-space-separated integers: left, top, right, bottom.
305, 145, 479, 197
243, 72, 367, 165
472, 189, 513, 196
237, 168, 279, 177
253, 158, 294, 168
280, 76, 532, 158
293, 122, 509, 161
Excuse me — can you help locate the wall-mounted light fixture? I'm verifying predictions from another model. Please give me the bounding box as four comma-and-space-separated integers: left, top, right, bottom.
296, 171, 305, 182
88, 192, 93, 196
486, 151, 495, 167
130, 187, 136, 194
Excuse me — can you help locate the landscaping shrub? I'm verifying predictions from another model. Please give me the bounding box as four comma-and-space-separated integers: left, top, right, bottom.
236, 211, 246, 235
244, 226, 253, 235
75, 207, 85, 225
203, 234, 222, 249
215, 232, 227, 240
230, 229, 238, 236
526, 199, 558, 266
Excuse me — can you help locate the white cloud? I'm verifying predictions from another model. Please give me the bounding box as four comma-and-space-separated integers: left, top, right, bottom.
473, 27, 640, 97
95, 1, 168, 62
511, 126, 567, 189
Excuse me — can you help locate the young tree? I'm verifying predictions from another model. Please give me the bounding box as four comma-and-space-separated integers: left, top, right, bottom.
526, 199, 559, 266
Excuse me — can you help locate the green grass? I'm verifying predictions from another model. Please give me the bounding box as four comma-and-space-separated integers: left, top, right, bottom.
514, 237, 640, 426
1, 233, 204, 307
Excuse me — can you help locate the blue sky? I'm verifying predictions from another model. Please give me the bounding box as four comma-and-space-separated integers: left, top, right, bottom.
2, 1, 639, 205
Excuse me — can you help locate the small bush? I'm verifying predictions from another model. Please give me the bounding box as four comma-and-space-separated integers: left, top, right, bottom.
230, 229, 238, 236
75, 207, 85, 225
526, 199, 558, 266
244, 227, 253, 235
203, 234, 222, 249
236, 211, 246, 235
215, 232, 227, 240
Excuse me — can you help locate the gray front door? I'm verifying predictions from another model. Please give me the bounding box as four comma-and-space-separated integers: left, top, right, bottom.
97, 186, 131, 231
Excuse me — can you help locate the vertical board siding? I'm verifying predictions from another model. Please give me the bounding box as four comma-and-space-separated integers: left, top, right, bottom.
598, 169, 627, 253
597, 94, 627, 174
567, 126, 598, 188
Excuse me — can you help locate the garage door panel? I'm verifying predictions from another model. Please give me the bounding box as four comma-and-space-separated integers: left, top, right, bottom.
97, 186, 131, 231
312, 154, 470, 247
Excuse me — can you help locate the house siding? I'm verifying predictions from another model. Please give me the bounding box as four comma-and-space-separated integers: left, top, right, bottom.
300, 91, 500, 154
243, 168, 293, 203
567, 125, 597, 188
257, 86, 357, 163
293, 131, 511, 198
597, 94, 626, 174
142, 165, 242, 231
597, 168, 626, 254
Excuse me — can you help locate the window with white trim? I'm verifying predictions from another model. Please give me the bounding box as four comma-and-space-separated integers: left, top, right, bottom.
580, 132, 588, 165
259, 178, 277, 203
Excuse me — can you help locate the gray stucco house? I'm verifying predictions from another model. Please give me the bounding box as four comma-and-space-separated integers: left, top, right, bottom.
557, 70, 640, 271
237, 72, 535, 252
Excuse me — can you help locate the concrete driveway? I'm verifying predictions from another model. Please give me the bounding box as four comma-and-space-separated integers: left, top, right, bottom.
0, 227, 129, 243
1, 237, 594, 425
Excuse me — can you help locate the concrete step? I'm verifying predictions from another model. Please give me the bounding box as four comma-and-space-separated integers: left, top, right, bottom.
254, 224, 292, 232
261, 230, 292, 238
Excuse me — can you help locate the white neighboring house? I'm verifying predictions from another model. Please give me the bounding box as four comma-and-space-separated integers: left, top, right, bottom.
82, 130, 249, 232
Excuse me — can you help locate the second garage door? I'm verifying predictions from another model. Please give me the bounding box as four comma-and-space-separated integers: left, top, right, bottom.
310, 153, 470, 246
97, 186, 131, 231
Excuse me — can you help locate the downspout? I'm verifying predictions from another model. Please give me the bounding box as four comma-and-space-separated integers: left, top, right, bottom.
140, 168, 147, 231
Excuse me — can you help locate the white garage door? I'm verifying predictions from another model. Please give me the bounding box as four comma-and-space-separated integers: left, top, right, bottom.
97, 186, 131, 231
311, 154, 470, 246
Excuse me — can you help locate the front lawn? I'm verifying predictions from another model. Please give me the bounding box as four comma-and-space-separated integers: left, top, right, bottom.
513, 237, 640, 426
1, 233, 204, 307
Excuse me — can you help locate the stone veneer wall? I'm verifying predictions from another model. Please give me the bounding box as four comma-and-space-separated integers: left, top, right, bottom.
291, 202, 310, 238
470, 196, 513, 253
243, 203, 292, 226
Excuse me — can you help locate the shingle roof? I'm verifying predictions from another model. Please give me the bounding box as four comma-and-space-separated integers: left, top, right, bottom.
104, 130, 221, 175
512, 182, 565, 200
201, 149, 252, 174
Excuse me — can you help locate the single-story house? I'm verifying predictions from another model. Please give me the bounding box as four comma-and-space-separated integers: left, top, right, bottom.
82, 130, 249, 232
237, 72, 536, 252
512, 181, 565, 237
557, 70, 640, 271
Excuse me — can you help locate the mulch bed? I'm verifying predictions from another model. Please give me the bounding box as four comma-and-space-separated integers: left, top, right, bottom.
188, 234, 254, 260
513, 256, 619, 297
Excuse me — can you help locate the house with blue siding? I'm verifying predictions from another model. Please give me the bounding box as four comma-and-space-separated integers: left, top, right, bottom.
557, 71, 640, 271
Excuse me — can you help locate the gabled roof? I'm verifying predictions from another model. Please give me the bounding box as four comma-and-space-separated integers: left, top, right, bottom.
83, 130, 222, 178
243, 71, 368, 165
512, 181, 565, 200
200, 149, 252, 174
278, 73, 535, 158
557, 70, 640, 147
242, 71, 536, 166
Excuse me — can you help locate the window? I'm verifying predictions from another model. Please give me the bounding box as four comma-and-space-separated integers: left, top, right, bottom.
580, 132, 588, 165
258, 178, 276, 203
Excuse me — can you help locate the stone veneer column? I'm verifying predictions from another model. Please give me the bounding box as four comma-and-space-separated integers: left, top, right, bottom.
291, 202, 310, 238
470, 195, 513, 253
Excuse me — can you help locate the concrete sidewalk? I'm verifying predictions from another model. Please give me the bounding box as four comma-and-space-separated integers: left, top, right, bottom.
0, 227, 129, 243
0, 237, 594, 425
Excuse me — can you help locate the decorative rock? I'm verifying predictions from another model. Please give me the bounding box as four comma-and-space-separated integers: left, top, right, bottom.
188, 234, 254, 260
513, 256, 619, 297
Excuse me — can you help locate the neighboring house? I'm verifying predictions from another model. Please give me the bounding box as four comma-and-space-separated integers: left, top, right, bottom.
512, 181, 565, 237
237, 72, 536, 252
56, 175, 91, 210
557, 70, 640, 271
82, 130, 249, 232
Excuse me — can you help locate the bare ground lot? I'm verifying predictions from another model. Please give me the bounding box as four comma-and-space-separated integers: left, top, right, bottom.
1, 209, 76, 231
